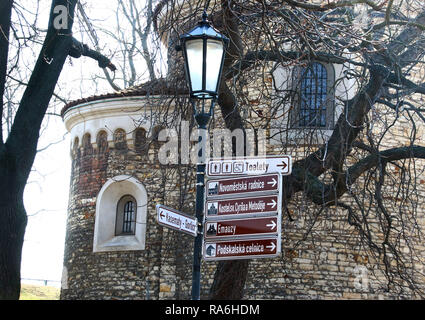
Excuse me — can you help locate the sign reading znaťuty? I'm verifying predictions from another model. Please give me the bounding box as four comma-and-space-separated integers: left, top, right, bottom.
207, 156, 292, 177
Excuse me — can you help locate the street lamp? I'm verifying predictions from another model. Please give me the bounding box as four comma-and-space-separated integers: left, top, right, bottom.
179, 10, 228, 300
180, 10, 229, 128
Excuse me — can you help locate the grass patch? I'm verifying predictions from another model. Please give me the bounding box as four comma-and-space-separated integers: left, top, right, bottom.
20, 283, 60, 300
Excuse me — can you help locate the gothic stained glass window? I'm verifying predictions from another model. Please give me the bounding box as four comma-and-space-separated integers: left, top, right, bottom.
297, 62, 329, 128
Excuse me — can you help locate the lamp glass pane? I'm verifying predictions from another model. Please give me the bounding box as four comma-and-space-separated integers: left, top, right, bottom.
185, 39, 204, 92
206, 40, 224, 92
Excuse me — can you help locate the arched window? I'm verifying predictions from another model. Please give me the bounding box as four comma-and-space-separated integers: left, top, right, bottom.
114, 128, 127, 150
72, 137, 80, 158
82, 133, 92, 155
152, 125, 165, 162
73, 137, 79, 152
152, 125, 165, 147
292, 62, 334, 129
94, 175, 147, 252
134, 128, 148, 155
96, 130, 108, 153
115, 195, 137, 236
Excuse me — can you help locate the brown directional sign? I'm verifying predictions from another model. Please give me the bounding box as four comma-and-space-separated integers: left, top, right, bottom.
206, 174, 280, 198
204, 217, 278, 239
205, 194, 279, 218
203, 238, 279, 261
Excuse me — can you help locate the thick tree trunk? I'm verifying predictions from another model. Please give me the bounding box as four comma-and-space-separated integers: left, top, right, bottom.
0, 151, 27, 300
0, 0, 78, 300
0, 0, 13, 144
0, 198, 27, 300
209, 260, 249, 299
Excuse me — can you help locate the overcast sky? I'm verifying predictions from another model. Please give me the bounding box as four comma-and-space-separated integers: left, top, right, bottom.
21, 117, 70, 284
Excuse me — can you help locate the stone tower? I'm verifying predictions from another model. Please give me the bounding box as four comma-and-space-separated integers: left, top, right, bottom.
60, 84, 205, 299
59, 0, 211, 300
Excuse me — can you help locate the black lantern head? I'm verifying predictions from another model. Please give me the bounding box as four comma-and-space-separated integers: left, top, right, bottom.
180, 11, 229, 100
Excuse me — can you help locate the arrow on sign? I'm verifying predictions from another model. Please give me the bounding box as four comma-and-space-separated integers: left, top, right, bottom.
267, 199, 277, 209
156, 204, 197, 237
276, 160, 287, 172
266, 242, 276, 251
266, 220, 277, 230
267, 178, 277, 188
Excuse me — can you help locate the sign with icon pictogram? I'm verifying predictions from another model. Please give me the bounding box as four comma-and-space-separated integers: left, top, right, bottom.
203, 156, 289, 261
207, 156, 292, 177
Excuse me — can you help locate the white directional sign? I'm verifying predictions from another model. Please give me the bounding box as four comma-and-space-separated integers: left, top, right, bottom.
156, 204, 198, 237
207, 156, 292, 177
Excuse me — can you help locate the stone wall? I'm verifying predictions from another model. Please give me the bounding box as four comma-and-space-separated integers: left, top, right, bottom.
60, 0, 425, 299
61, 126, 197, 299
61, 113, 425, 300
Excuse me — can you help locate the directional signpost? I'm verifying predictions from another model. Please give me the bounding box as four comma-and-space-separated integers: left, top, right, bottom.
156, 204, 198, 237
156, 155, 291, 263
203, 155, 291, 261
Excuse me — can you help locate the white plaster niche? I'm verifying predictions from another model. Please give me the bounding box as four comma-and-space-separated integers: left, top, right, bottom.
93, 175, 147, 252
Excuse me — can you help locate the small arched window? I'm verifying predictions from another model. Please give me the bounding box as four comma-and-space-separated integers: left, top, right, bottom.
114, 128, 127, 150
292, 62, 334, 129
72, 137, 80, 158
151, 125, 165, 162
96, 130, 108, 153
82, 133, 92, 155
73, 137, 79, 151
94, 175, 147, 252
152, 125, 165, 147
115, 195, 137, 236
134, 128, 148, 155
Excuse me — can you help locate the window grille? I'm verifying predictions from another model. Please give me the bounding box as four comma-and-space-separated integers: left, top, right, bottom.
298, 62, 328, 127
122, 201, 135, 233
115, 195, 137, 235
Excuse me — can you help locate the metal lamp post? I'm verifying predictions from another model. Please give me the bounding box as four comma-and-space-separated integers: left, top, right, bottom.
179, 10, 228, 300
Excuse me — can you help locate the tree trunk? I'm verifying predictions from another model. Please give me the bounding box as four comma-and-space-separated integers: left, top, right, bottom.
0, 182, 27, 300
209, 260, 249, 300
0, 144, 28, 300
0, 0, 78, 300
0, 0, 13, 144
